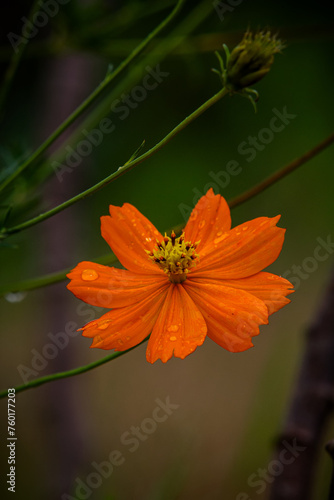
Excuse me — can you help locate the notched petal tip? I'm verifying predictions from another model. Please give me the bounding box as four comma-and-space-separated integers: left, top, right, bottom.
184, 188, 231, 253
100, 204, 163, 275
193, 215, 287, 278
146, 285, 207, 363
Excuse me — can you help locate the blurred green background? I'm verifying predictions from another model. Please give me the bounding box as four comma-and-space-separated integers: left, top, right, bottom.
0, 0, 334, 498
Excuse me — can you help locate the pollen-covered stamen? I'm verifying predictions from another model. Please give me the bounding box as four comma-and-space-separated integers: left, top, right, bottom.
146, 231, 200, 283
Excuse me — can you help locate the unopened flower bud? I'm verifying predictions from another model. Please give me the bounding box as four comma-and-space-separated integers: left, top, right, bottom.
226, 30, 283, 90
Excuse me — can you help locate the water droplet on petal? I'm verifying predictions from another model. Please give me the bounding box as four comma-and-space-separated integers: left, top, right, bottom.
117, 339, 123, 345
217, 231, 223, 236
167, 324, 179, 332
5, 292, 27, 303
199, 220, 206, 229
169, 336, 177, 341
81, 269, 99, 281
145, 237, 152, 243
190, 210, 198, 221
213, 233, 228, 246
98, 320, 111, 330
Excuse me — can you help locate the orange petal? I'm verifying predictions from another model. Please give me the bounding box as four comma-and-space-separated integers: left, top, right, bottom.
146, 284, 207, 363
215, 272, 294, 315
192, 216, 285, 279
184, 279, 269, 352
184, 188, 231, 252
80, 284, 169, 351
101, 203, 164, 274
67, 261, 168, 308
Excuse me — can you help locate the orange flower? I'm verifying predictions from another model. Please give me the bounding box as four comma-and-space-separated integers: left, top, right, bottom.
67, 189, 293, 363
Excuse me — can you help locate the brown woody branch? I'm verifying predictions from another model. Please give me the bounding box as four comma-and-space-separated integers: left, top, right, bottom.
268, 266, 334, 500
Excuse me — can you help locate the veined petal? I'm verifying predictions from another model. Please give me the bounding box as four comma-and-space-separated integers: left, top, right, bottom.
184, 280, 268, 352
101, 203, 164, 274
147, 284, 207, 363
80, 284, 169, 351
184, 188, 231, 252
214, 272, 294, 314
192, 216, 285, 278
67, 261, 168, 309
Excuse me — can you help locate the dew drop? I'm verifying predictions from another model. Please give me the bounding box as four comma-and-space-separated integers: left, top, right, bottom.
216, 231, 223, 236
118, 339, 123, 345
98, 320, 110, 330
145, 237, 152, 243
199, 220, 206, 229
242, 226, 248, 231
126, 336, 130, 341
5, 292, 27, 303
167, 324, 179, 332
81, 269, 99, 281
169, 336, 177, 341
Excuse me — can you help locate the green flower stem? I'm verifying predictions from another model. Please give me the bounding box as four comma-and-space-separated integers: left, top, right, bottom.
0, 252, 118, 297
228, 131, 334, 209
0, 340, 148, 399
162, 132, 331, 236
39, 0, 214, 192
79, 1, 180, 41
0, 0, 186, 195
2, 87, 229, 237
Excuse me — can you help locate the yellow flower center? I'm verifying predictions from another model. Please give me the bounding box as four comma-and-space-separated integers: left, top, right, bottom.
147, 231, 199, 283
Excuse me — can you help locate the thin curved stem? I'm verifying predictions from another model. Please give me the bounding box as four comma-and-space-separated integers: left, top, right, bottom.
79, 0, 179, 41
0, 0, 186, 195
0, 339, 148, 399
0, 252, 117, 296
32, 0, 214, 194
228, 131, 334, 209
2, 87, 229, 237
